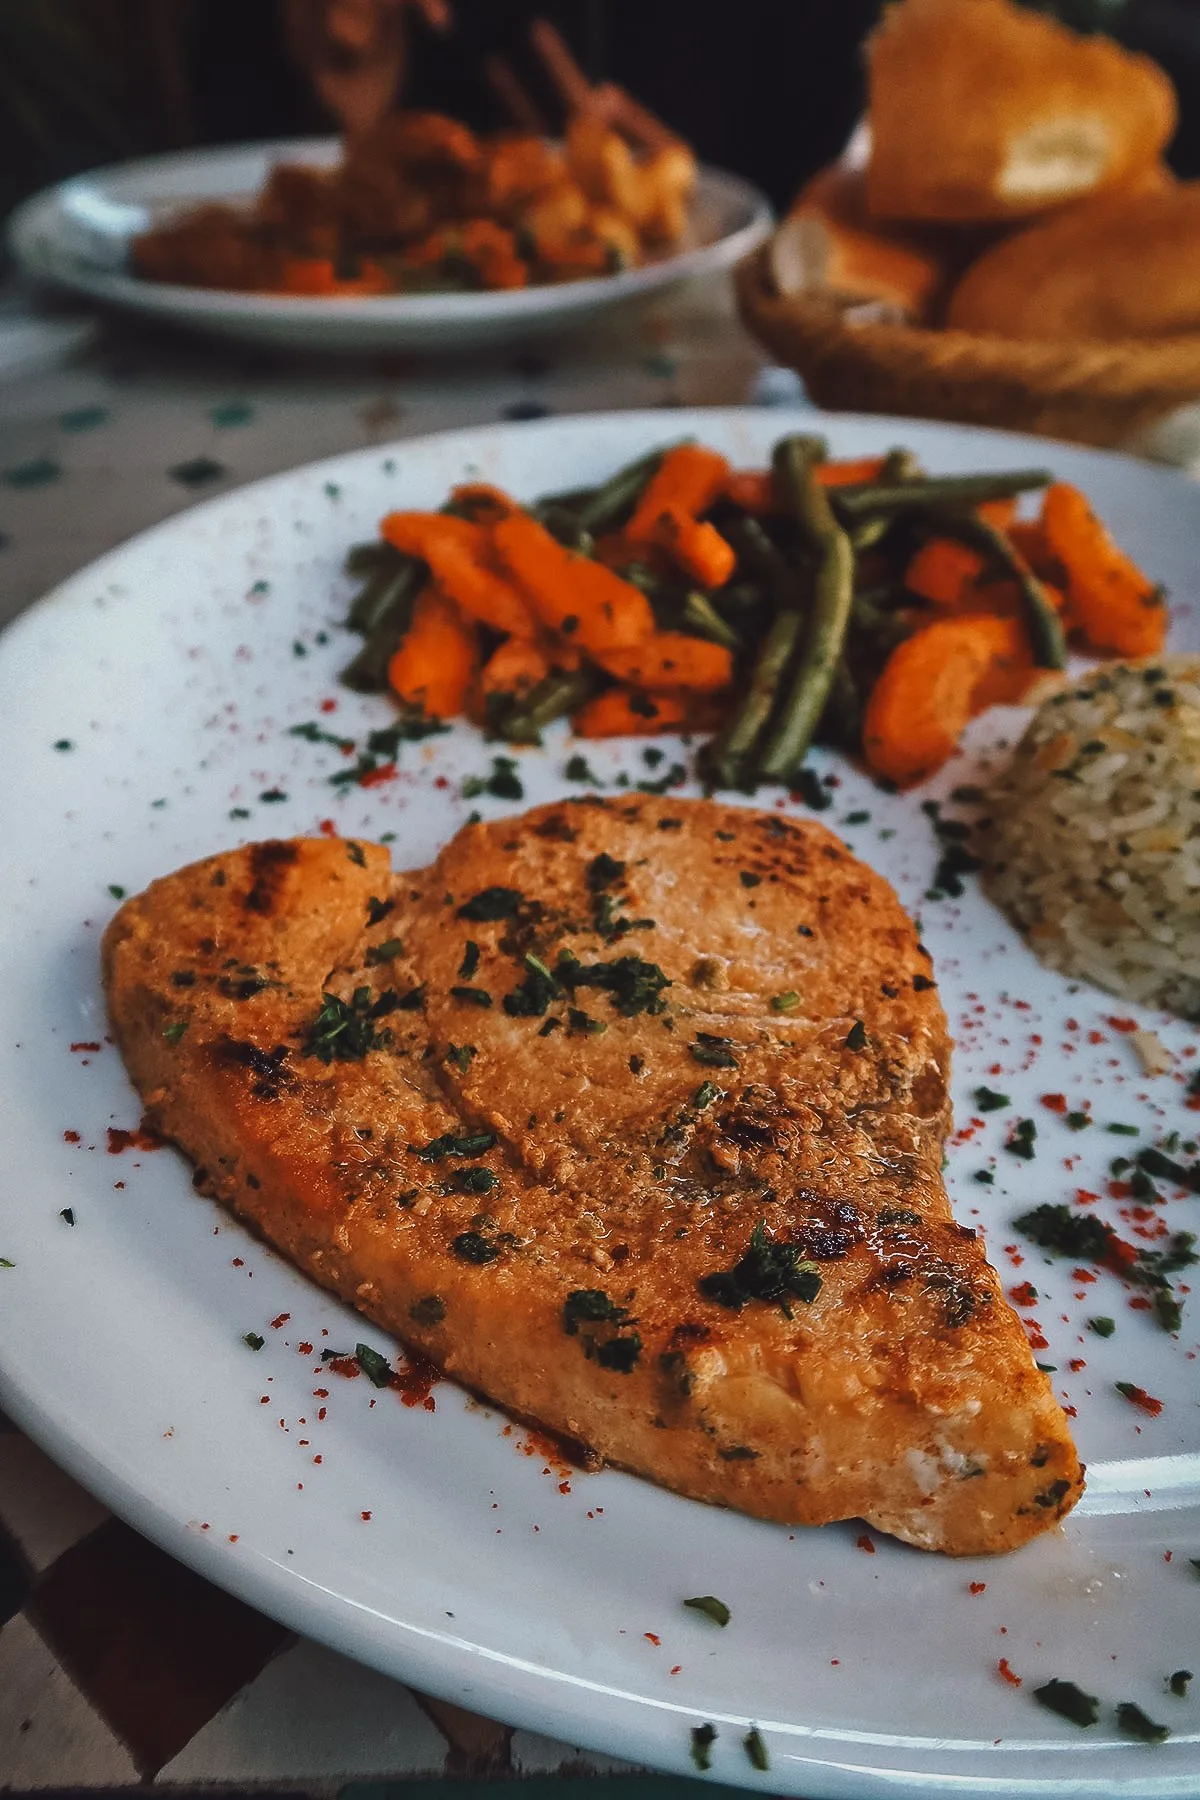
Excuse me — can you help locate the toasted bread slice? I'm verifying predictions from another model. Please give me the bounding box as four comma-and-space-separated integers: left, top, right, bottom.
102, 802, 1083, 1555
867, 0, 1176, 224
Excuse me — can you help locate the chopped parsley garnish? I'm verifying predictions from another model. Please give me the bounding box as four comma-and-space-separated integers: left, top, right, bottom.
0, 1258, 13, 1269
366, 896, 394, 926
1032, 1679, 1099, 1728
636, 760, 685, 796
449, 1167, 497, 1194
1005, 1117, 1037, 1159
973, 1169, 995, 1185
689, 1036, 737, 1070
457, 886, 524, 922
449, 985, 492, 1007
243, 1331, 265, 1350
289, 720, 356, 752
973, 1087, 1011, 1112
690, 1725, 718, 1772
1115, 1702, 1169, 1744
413, 1130, 496, 1162
1088, 1317, 1116, 1338
452, 1231, 500, 1264
556, 949, 670, 1017
59, 1208, 74, 1225
587, 852, 626, 890
1106, 1122, 1140, 1137
504, 952, 562, 1017
1137, 1146, 1200, 1195
303, 988, 390, 1061
683, 1595, 730, 1627
700, 1222, 822, 1317
259, 788, 288, 804
107, 884, 126, 900
162, 1020, 188, 1044
564, 753, 602, 784
691, 1081, 721, 1109
410, 1295, 446, 1326
458, 941, 481, 980
355, 1342, 395, 1388
1169, 1671, 1193, 1698
54, 738, 73, 751
743, 1728, 769, 1772
462, 755, 523, 801
1065, 1111, 1091, 1132
346, 842, 366, 866
739, 871, 761, 889
568, 1006, 607, 1035
1014, 1204, 1113, 1261
843, 1020, 867, 1051
365, 938, 403, 965
445, 1043, 476, 1072
367, 717, 447, 755
771, 991, 800, 1013
793, 769, 832, 811
594, 1334, 642, 1372
562, 1290, 633, 1333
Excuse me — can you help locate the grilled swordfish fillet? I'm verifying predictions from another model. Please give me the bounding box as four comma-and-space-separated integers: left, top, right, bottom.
103, 797, 1083, 1554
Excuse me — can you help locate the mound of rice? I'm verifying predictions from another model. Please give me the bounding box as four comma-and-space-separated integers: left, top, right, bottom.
981, 656, 1200, 1020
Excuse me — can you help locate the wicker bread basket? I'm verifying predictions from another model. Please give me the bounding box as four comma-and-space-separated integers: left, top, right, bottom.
735, 241, 1200, 448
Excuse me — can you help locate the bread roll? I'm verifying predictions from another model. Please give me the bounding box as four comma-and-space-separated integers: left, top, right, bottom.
772, 166, 948, 320
946, 182, 1200, 339
867, 0, 1177, 224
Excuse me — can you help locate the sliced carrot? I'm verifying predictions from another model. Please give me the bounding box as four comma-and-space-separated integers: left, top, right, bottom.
477, 637, 551, 699
572, 688, 690, 738
1040, 482, 1167, 658
380, 511, 536, 637
490, 511, 654, 654
278, 256, 388, 296
905, 539, 987, 608
977, 497, 1018, 531
862, 614, 1031, 787
725, 469, 775, 513
814, 455, 888, 488
449, 482, 521, 521
387, 587, 478, 719
627, 445, 731, 543
594, 631, 733, 693
652, 507, 737, 587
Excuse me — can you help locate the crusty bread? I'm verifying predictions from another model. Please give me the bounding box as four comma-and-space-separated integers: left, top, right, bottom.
947, 180, 1200, 339
103, 801, 1084, 1556
867, 0, 1177, 224
774, 165, 949, 321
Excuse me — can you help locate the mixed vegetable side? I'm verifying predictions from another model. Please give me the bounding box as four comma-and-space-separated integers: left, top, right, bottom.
340, 434, 1168, 789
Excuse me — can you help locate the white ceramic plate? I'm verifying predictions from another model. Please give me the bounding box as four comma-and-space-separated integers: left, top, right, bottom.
0, 411, 1198, 1798
6, 139, 771, 353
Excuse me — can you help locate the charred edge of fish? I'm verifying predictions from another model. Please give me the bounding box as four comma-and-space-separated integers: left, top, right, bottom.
243, 841, 300, 916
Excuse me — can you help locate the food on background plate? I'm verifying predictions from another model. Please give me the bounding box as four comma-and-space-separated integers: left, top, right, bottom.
981, 656, 1200, 1022
770, 166, 953, 322
865, 0, 1176, 224
131, 105, 697, 297
102, 798, 1083, 1555
340, 434, 1166, 790
946, 182, 1200, 340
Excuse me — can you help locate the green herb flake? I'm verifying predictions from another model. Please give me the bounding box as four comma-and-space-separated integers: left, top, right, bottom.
683, 1595, 730, 1627
458, 941, 481, 980
449, 1167, 498, 1195
259, 788, 288, 804
450, 985, 492, 1008
1032, 1679, 1100, 1728
413, 1130, 496, 1162
304, 988, 389, 1062
452, 1230, 500, 1264
0, 1258, 14, 1269
410, 1295, 446, 1326
346, 841, 367, 867
557, 949, 671, 1017
355, 1342, 395, 1388
107, 884, 126, 900
690, 1038, 737, 1070
562, 1290, 632, 1334
973, 1169, 995, 1186
366, 896, 394, 926
739, 871, 761, 889
457, 886, 524, 922
973, 1086, 1011, 1112
771, 991, 800, 1013
162, 1020, 188, 1044
844, 1020, 867, 1052
1005, 1117, 1037, 1160
700, 1221, 822, 1316
691, 1081, 721, 1110
690, 1724, 718, 1772
59, 1208, 74, 1226
365, 938, 404, 966
1169, 1670, 1193, 1697
445, 1043, 476, 1072
462, 756, 524, 802
243, 1331, 265, 1351
1106, 1122, 1140, 1137
564, 754, 602, 784
743, 1728, 770, 1772
1065, 1111, 1091, 1132
568, 1006, 607, 1036
54, 738, 74, 751
1088, 1316, 1116, 1338
1116, 1702, 1169, 1744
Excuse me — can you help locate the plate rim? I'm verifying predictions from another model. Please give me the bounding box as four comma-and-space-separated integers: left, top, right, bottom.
1, 406, 1199, 1799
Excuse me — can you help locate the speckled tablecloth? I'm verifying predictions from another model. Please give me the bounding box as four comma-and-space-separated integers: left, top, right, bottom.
0, 277, 791, 1797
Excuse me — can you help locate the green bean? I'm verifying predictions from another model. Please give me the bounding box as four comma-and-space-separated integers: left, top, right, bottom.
682, 591, 742, 651
704, 609, 803, 790
345, 556, 421, 636
493, 669, 600, 744
575, 441, 689, 535
819, 660, 862, 750
344, 539, 399, 577
340, 563, 423, 692
831, 468, 1053, 519
926, 507, 1068, 670
723, 514, 807, 606
536, 503, 595, 555
846, 448, 923, 551
757, 436, 855, 784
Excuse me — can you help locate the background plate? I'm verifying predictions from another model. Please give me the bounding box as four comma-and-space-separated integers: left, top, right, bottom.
0, 411, 1198, 1798
7, 140, 771, 352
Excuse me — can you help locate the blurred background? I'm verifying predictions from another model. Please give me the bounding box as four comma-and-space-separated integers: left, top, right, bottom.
5, 0, 1200, 238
